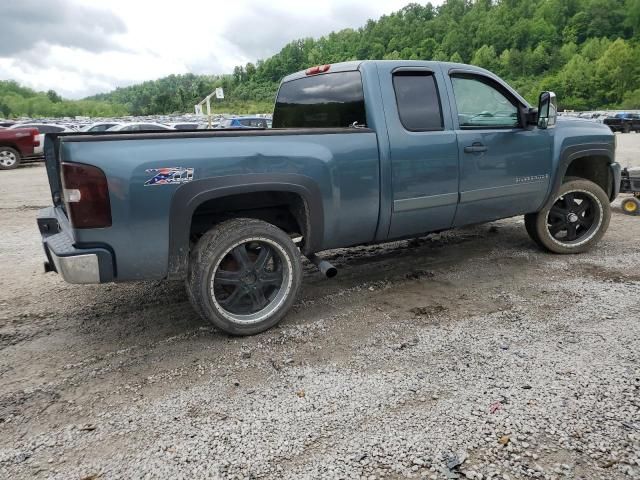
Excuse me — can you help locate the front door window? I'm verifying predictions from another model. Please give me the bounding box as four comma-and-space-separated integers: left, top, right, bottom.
451, 76, 518, 128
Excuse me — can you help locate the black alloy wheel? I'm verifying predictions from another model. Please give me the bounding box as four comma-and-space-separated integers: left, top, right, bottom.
212, 240, 285, 316
186, 218, 302, 335
546, 191, 598, 243
524, 179, 610, 254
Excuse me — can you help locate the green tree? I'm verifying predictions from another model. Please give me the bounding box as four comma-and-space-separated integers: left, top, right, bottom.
595, 38, 637, 104
12, 0, 640, 115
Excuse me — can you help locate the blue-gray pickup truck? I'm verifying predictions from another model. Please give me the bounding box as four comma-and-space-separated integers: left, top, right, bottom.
38, 60, 621, 335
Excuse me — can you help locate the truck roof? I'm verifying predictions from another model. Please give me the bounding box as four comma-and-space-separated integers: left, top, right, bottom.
281, 60, 531, 108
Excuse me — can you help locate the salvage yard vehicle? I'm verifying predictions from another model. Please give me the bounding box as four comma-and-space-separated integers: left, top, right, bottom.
81, 122, 123, 132
0, 127, 40, 170
8, 123, 73, 155
107, 122, 174, 131
169, 122, 203, 130
620, 167, 640, 215
217, 117, 269, 129
604, 112, 640, 133
37, 60, 621, 335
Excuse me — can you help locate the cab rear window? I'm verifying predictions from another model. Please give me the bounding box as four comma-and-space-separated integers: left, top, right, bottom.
273, 71, 366, 128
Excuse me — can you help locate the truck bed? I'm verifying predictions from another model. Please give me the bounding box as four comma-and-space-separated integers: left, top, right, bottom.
44, 127, 381, 281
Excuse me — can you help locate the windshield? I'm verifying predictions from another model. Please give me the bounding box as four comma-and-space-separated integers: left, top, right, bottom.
273, 71, 366, 128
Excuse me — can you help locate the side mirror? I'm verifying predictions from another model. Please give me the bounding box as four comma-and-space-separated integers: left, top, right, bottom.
537, 91, 557, 129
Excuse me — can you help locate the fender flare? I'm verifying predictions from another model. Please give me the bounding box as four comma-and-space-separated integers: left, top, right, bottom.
549, 144, 616, 201
167, 173, 324, 279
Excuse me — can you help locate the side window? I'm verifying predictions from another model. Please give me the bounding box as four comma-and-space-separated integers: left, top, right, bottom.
392, 72, 443, 131
451, 75, 519, 128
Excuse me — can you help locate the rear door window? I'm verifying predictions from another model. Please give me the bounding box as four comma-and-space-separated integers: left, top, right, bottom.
273, 71, 366, 128
393, 71, 443, 131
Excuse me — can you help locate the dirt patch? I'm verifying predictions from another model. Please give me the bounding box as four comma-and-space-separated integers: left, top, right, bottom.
0, 154, 639, 478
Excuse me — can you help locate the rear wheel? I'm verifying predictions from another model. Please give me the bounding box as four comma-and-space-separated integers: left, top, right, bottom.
524, 179, 610, 254
621, 197, 640, 216
623, 124, 631, 134
0, 147, 21, 170
187, 218, 302, 335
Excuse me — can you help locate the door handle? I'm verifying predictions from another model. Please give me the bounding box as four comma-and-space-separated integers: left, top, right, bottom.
464, 143, 487, 153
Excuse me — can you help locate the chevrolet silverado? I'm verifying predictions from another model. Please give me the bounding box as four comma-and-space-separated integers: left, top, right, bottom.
37, 61, 621, 335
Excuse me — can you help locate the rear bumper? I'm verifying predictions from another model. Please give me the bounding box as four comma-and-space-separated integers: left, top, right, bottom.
37, 206, 114, 284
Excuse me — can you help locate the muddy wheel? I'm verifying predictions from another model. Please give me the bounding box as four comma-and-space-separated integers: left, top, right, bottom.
524, 179, 610, 254
187, 218, 302, 335
0, 146, 21, 170
621, 197, 640, 216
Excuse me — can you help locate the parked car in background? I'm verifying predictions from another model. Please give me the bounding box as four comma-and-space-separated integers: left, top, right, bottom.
107, 122, 174, 132
81, 122, 123, 132
198, 122, 221, 129
168, 122, 202, 130
37, 60, 620, 336
217, 117, 269, 129
0, 127, 40, 170
603, 113, 640, 133
8, 123, 73, 155
0, 121, 16, 128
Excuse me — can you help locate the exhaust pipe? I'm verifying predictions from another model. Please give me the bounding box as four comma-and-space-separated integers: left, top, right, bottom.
306, 254, 337, 278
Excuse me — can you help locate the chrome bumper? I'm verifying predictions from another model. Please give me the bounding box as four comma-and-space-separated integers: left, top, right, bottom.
49, 251, 101, 284
37, 206, 114, 284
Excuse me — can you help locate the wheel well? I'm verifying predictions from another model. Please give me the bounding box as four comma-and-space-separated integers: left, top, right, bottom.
190, 191, 308, 245
0, 142, 19, 151
563, 155, 611, 196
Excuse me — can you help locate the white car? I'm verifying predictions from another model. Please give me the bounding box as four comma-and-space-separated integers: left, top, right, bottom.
81, 122, 123, 132
8, 123, 73, 155
107, 122, 174, 132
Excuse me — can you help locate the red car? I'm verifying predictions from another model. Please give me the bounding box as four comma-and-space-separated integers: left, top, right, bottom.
0, 128, 40, 170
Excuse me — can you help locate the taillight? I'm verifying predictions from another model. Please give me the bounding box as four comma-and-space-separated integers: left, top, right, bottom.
61, 162, 112, 228
305, 64, 331, 75
31, 128, 40, 147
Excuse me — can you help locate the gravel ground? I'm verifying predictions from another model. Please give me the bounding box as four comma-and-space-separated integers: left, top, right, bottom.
0, 134, 639, 479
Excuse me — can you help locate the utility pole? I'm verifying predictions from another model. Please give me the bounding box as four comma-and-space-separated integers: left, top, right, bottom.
195, 88, 225, 128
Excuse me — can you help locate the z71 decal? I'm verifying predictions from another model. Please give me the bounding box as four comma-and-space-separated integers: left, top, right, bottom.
144, 167, 194, 186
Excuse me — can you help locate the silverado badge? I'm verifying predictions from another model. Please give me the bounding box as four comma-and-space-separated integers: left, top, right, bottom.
144, 167, 194, 186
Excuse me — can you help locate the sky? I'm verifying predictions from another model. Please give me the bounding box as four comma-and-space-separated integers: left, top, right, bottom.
0, 0, 432, 99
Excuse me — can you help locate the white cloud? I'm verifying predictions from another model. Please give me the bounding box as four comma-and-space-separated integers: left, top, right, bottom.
0, 0, 437, 99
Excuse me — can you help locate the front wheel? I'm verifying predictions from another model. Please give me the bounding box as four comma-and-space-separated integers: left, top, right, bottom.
524, 179, 611, 254
0, 147, 21, 170
187, 218, 302, 335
